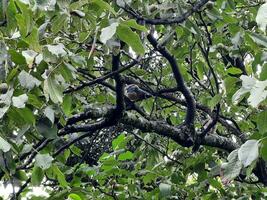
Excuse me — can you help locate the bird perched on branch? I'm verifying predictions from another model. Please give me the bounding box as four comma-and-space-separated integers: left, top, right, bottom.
125, 84, 152, 101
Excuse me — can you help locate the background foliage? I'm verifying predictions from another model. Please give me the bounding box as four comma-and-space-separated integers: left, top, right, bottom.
0, 0, 267, 199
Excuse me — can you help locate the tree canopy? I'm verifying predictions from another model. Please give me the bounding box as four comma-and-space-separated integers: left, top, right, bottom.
1, 0, 267, 199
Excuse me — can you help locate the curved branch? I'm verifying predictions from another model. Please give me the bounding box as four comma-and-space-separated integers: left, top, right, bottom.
147, 34, 196, 125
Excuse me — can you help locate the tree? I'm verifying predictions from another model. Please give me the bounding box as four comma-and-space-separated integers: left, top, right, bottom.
0, 0, 267, 199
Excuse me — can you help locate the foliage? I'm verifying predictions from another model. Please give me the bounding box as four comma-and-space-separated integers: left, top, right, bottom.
0, 0, 267, 199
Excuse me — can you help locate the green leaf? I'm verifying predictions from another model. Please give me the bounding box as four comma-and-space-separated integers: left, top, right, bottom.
121, 19, 147, 31
9, 50, 26, 65
256, 3, 267, 32
24, 27, 41, 52
257, 110, 267, 134
6, 0, 17, 33
12, 94, 28, 108
68, 194, 82, 200
249, 32, 267, 48
15, 107, 36, 124
35, 153, 53, 170
143, 172, 158, 184
18, 70, 41, 90
15, 170, 28, 181
15, 0, 33, 37
260, 64, 267, 81
53, 165, 68, 188
159, 183, 171, 197
116, 24, 145, 55
221, 149, 242, 183
91, 0, 116, 15
51, 14, 68, 34
226, 67, 243, 75
260, 138, 267, 162
196, 63, 204, 80
44, 106, 55, 123
0, 136, 11, 152
45, 43, 67, 57
0, 89, 13, 119
112, 134, 126, 150
31, 166, 44, 186
238, 140, 259, 167
118, 151, 133, 161
44, 76, 64, 103
232, 75, 267, 107
21, 50, 38, 68
100, 22, 118, 44
28, 94, 43, 108
208, 94, 221, 110
62, 95, 72, 116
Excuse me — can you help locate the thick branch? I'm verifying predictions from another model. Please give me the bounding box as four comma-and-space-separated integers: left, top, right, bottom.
147, 34, 196, 125
112, 53, 125, 115
66, 106, 238, 151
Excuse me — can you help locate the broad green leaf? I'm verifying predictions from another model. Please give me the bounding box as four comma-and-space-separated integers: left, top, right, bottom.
232, 75, 267, 107
51, 14, 68, 34
143, 172, 158, 184
16, 107, 36, 124
12, 94, 28, 108
18, 70, 41, 90
31, 166, 44, 186
257, 110, 267, 134
35, 153, 53, 169
45, 43, 67, 57
249, 32, 267, 48
6, 0, 17, 33
15, 0, 33, 37
21, 50, 38, 68
21, 144, 32, 154
260, 139, 267, 162
118, 151, 133, 160
159, 183, 171, 197
68, 193, 82, 200
24, 27, 41, 52
44, 106, 55, 123
53, 165, 68, 188
221, 149, 242, 183
238, 140, 259, 167
260, 64, 267, 81
112, 134, 126, 150
15, 170, 28, 181
121, 19, 148, 31
0, 89, 13, 119
43, 76, 64, 103
70, 0, 88, 10
9, 50, 26, 65
226, 67, 243, 75
62, 95, 72, 116
28, 94, 43, 108
116, 24, 145, 55
100, 22, 118, 44
91, 0, 116, 15
0, 136, 11, 152
208, 94, 221, 110
256, 3, 267, 32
